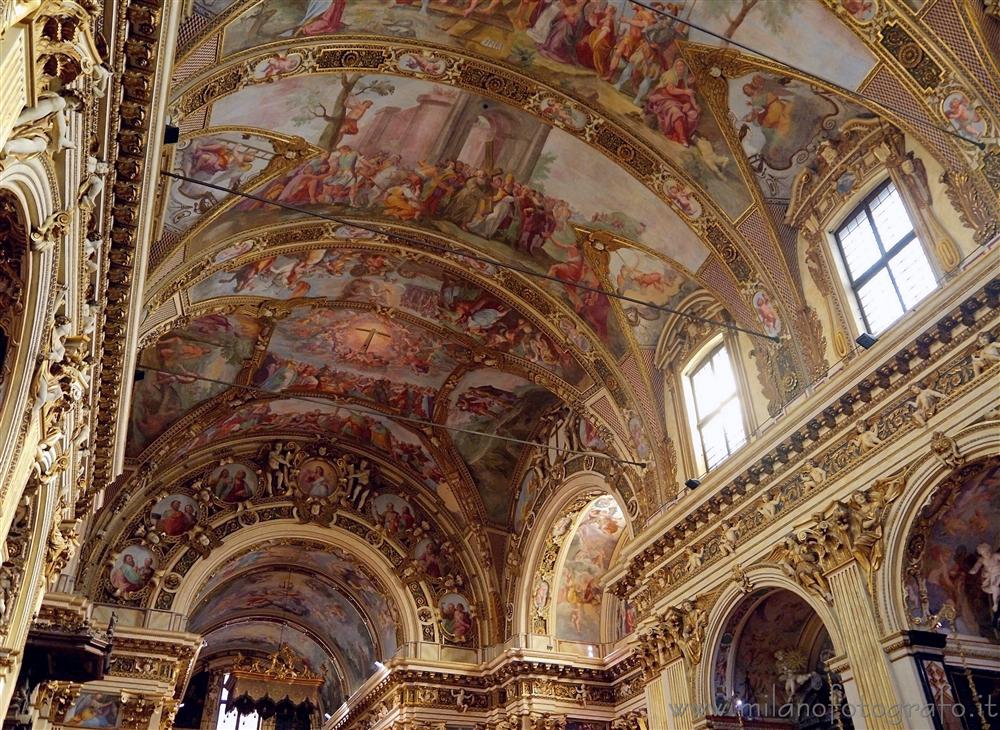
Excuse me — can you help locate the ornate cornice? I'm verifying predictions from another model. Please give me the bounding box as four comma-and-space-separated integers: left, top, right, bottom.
330, 655, 641, 730
611, 277, 1000, 608
89, 0, 167, 496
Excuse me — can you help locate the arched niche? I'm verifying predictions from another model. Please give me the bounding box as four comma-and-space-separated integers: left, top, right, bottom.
161, 522, 422, 651
694, 567, 849, 716
706, 585, 850, 727
517, 470, 633, 654
878, 422, 1000, 639
899, 455, 1000, 644
0, 158, 58, 488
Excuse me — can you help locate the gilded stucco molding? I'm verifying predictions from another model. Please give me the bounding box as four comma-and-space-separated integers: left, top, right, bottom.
165, 38, 777, 323
611, 277, 1000, 611
81, 439, 499, 648
88, 0, 168, 497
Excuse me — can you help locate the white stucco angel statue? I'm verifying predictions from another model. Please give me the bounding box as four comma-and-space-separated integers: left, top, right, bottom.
969, 543, 1000, 615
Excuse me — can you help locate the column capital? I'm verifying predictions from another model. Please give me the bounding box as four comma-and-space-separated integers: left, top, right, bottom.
773, 470, 907, 600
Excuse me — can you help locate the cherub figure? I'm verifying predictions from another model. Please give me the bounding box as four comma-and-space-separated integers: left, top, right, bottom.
800, 460, 827, 490
83, 237, 102, 274
969, 543, 1000, 614
972, 332, 1000, 377
685, 545, 703, 571
758, 489, 782, 520
719, 521, 738, 555
78, 156, 110, 210
908, 381, 947, 427
853, 420, 882, 454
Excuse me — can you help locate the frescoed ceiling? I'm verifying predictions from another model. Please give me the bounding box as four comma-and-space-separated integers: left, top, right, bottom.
103, 0, 999, 691
188, 566, 381, 692
133, 0, 1000, 531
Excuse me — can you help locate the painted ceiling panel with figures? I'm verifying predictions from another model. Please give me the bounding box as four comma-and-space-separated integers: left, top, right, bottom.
188, 567, 380, 691
85, 0, 998, 711
133, 0, 990, 537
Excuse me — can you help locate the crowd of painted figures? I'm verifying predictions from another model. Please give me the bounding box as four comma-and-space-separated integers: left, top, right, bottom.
243, 149, 582, 254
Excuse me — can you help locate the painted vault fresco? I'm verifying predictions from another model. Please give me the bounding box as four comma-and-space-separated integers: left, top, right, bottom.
185, 72, 705, 349
127, 313, 261, 456
906, 460, 1000, 642
555, 495, 625, 642
256, 305, 461, 418
182, 397, 445, 487
194, 542, 399, 655
728, 71, 872, 199
447, 368, 559, 522
200, 0, 875, 217
189, 569, 378, 690
190, 246, 593, 381
201, 620, 343, 710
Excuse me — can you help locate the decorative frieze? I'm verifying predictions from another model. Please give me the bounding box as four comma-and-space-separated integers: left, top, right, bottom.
611, 279, 999, 609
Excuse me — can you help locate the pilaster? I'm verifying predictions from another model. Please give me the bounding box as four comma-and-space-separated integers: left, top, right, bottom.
826, 561, 904, 729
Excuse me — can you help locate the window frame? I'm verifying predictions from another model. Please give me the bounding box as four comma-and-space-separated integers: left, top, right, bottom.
682, 339, 747, 474
831, 179, 933, 334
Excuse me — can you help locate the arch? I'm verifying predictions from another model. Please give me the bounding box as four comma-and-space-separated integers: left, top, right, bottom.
878, 421, 1000, 640
0, 158, 58, 486
164, 521, 422, 650
514, 469, 633, 650
693, 565, 848, 713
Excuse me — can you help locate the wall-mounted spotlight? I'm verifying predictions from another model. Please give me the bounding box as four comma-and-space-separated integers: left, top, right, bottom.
685, 478, 701, 490
163, 124, 180, 145
133, 368, 146, 382
856, 332, 878, 350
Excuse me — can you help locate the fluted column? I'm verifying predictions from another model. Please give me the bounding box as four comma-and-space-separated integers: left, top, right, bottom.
644, 674, 669, 729
827, 561, 905, 729
660, 658, 695, 730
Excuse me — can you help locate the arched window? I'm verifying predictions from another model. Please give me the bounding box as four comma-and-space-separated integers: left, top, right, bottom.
833, 179, 936, 334
683, 341, 746, 472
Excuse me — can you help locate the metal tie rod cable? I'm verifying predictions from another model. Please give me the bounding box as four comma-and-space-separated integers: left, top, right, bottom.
160, 170, 779, 343
627, 0, 987, 150
136, 363, 649, 467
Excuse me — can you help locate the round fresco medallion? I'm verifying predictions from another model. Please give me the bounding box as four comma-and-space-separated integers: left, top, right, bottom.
841, 0, 877, 23
439, 592, 473, 642
752, 290, 782, 338
151, 494, 198, 536
533, 579, 550, 610
207, 463, 258, 503
296, 458, 340, 498
109, 545, 156, 595
663, 178, 703, 219
372, 493, 415, 537
414, 538, 451, 579
942, 92, 986, 142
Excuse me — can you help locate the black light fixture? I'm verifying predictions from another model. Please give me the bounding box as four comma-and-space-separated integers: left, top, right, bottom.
163, 124, 180, 145
685, 478, 701, 490
133, 368, 145, 381
856, 332, 878, 350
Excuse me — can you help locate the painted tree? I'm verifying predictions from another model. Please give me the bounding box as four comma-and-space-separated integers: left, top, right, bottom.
701, 0, 796, 42
292, 74, 395, 152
